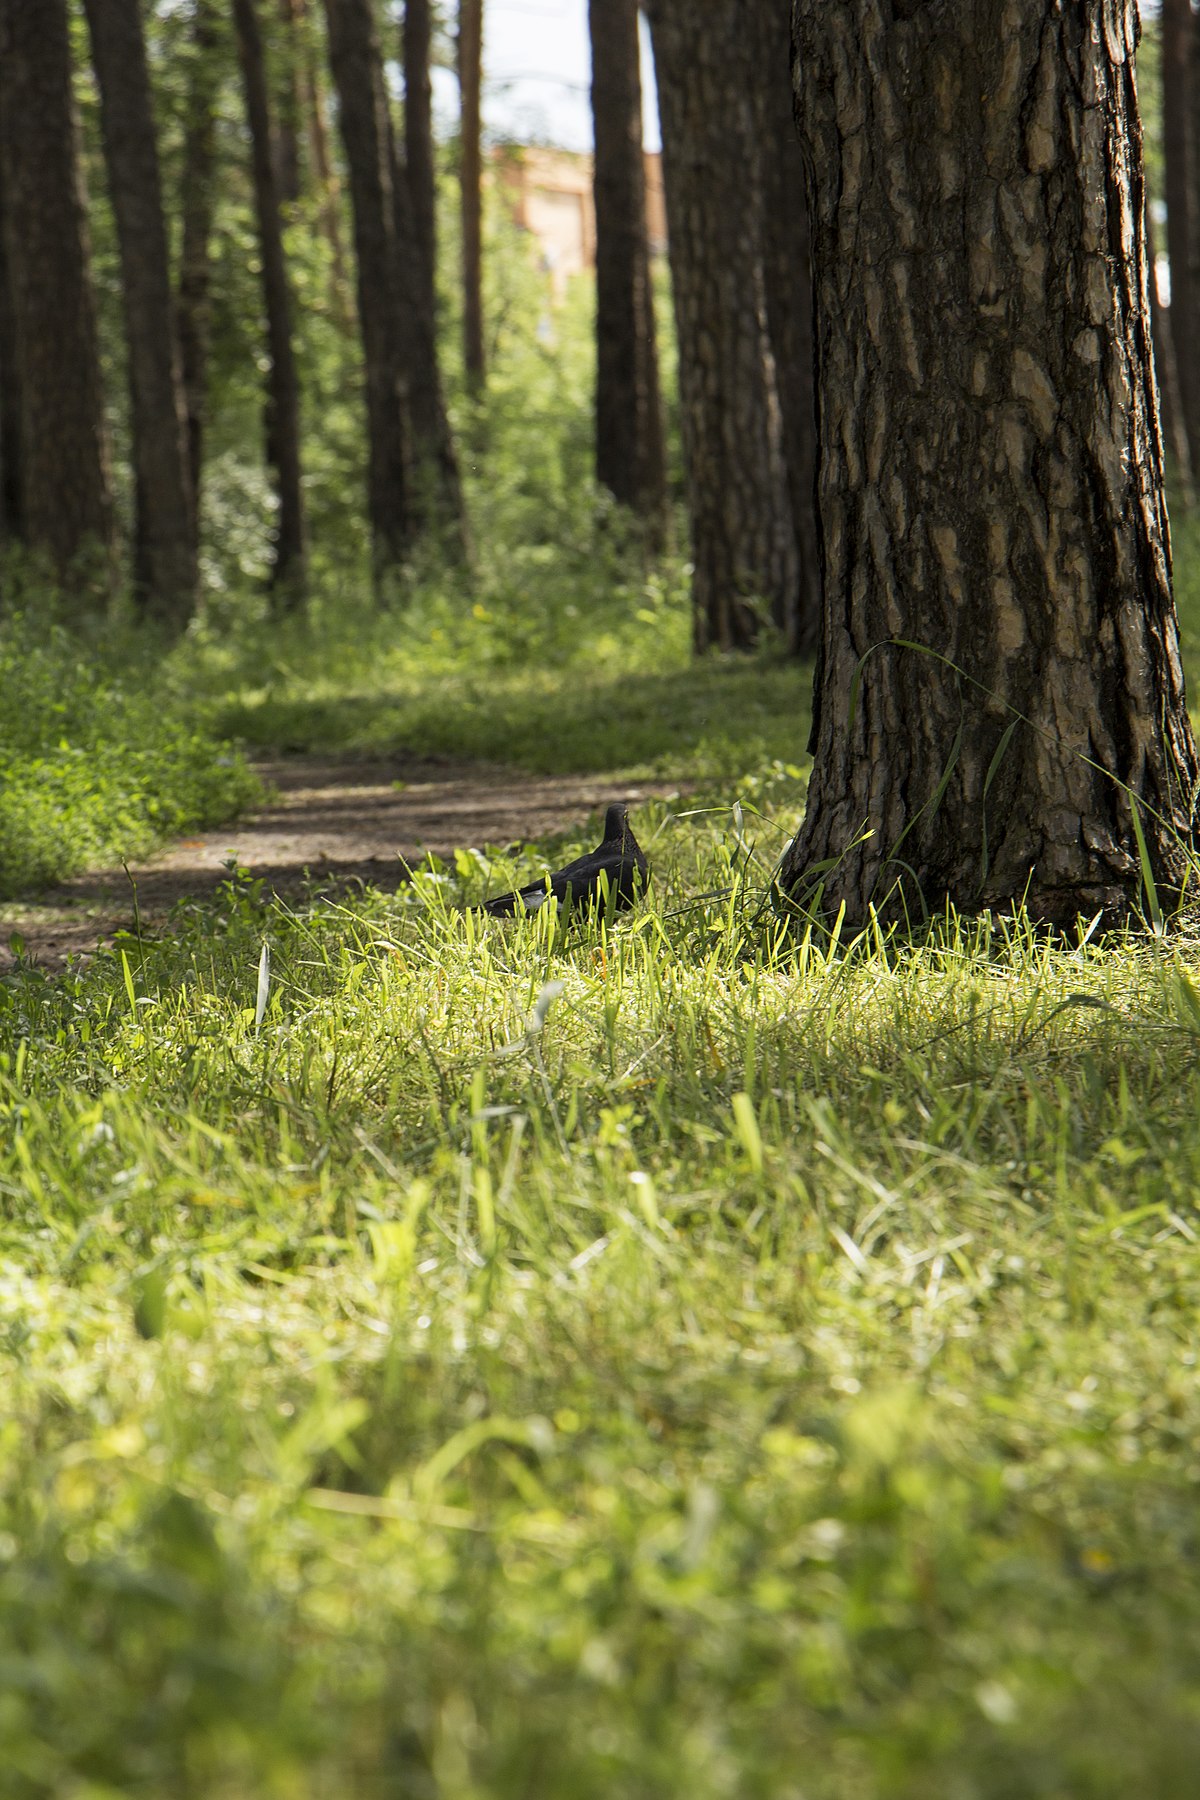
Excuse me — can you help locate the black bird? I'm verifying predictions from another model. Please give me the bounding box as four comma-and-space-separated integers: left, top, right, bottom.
480, 804, 649, 917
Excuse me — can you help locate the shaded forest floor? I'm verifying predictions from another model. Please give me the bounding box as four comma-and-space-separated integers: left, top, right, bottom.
0, 755, 687, 969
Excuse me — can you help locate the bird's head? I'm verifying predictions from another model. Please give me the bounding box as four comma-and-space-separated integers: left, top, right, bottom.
603, 803, 631, 842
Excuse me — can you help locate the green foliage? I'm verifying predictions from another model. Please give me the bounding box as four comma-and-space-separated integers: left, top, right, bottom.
0, 609, 259, 898
192, 269, 802, 786
5, 818, 1200, 1794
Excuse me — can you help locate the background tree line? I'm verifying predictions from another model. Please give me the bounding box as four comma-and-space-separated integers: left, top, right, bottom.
0, 0, 818, 655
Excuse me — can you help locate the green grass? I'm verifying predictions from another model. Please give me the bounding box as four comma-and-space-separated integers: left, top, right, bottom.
5, 807, 1200, 1795
0, 606, 260, 901
8, 208, 1200, 1797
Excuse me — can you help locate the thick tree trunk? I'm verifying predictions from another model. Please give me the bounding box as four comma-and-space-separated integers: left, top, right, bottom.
83, 0, 197, 629
648, 0, 797, 652
588, 0, 665, 527
0, 0, 112, 585
233, 0, 307, 601
781, 0, 1200, 930
458, 0, 485, 394
1162, 0, 1200, 473
748, 0, 820, 654
405, 0, 437, 316
324, 0, 411, 576
176, 0, 220, 528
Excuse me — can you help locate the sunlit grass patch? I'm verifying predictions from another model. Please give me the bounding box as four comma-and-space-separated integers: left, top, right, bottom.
4, 802, 1200, 1793
0, 610, 260, 899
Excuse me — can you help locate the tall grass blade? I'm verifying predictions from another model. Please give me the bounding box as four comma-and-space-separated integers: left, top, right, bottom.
1128, 797, 1163, 932
255, 942, 271, 1029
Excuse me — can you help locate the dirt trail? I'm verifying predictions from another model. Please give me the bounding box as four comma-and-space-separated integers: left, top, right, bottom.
1, 756, 683, 970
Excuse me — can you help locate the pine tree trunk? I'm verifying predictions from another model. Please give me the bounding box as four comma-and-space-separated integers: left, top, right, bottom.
405, 0, 437, 316
176, 0, 220, 528
299, 0, 351, 321
233, 0, 307, 602
648, 0, 796, 652
781, 0, 1200, 930
274, 0, 304, 209
1145, 198, 1194, 502
748, 0, 820, 654
389, 139, 465, 542
83, 0, 197, 629
0, 0, 112, 587
589, 0, 665, 528
458, 0, 485, 394
324, 0, 411, 576
0, 137, 22, 544
1161, 0, 1200, 473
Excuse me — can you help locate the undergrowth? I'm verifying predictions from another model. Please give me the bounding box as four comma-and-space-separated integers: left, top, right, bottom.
0, 608, 259, 900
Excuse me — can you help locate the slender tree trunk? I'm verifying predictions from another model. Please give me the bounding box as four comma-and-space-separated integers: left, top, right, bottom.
0, 133, 22, 545
176, 0, 221, 530
458, 0, 485, 393
1146, 197, 1195, 504
83, 0, 197, 629
588, 0, 665, 528
233, 0, 307, 601
1162, 0, 1200, 472
324, 0, 411, 576
274, 0, 304, 209
298, 0, 351, 320
647, 0, 796, 652
405, 0, 437, 313
387, 110, 465, 541
0, 0, 112, 586
393, 3, 465, 541
781, 0, 1200, 930
748, 0, 819, 653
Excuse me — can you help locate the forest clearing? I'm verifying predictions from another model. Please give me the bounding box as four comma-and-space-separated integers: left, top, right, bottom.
4, 1, 1200, 1795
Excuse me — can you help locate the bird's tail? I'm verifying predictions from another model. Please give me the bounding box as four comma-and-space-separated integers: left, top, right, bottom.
480, 891, 519, 916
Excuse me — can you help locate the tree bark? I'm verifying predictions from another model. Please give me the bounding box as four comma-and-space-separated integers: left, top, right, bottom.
83, 0, 197, 629
647, 0, 797, 652
274, 0, 305, 209
588, 0, 665, 527
405, 0, 437, 317
233, 0, 308, 601
747, 0, 820, 654
781, 0, 1200, 931
0, 0, 112, 586
458, 0, 485, 394
176, 0, 221, 528
324, 0, 411, 576
298, 0, 352, 321
1161, 0, 1200, 473
1146, 196, 1194, 503
387, 110, 465, 541
0, 130, 22, 545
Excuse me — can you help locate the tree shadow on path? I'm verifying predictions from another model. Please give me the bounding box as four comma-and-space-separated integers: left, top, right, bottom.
0, 754, 686, 970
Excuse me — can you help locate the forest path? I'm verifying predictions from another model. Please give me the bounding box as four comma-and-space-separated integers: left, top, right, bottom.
1, 755, 683, 970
